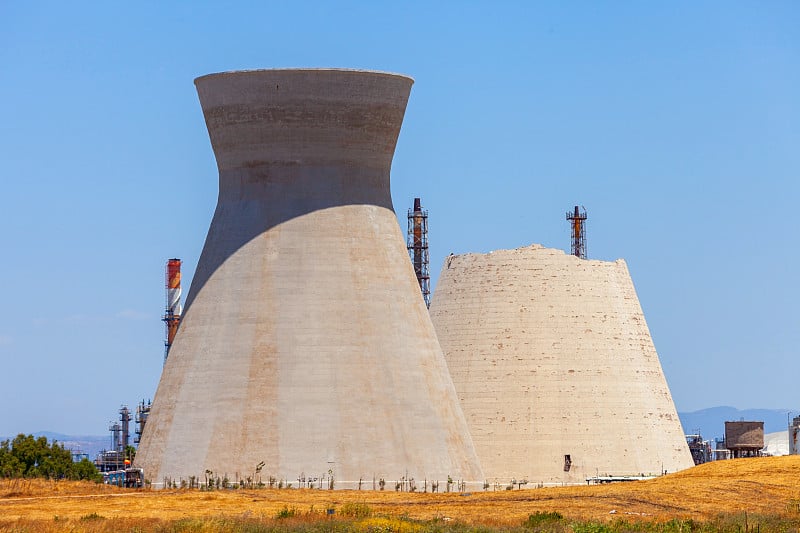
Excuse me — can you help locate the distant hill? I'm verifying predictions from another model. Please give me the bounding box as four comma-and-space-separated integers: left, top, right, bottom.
4, 406, 795, 460
0, 432, 110, 460
678, 406, 794, 439
36, 432, 111, 459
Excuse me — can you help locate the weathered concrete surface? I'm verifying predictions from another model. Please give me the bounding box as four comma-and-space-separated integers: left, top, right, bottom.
136, 69, 483, 487
429, 244, 693, 485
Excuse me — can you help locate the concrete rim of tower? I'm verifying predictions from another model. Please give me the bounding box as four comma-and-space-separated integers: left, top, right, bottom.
194, 68, 415, 85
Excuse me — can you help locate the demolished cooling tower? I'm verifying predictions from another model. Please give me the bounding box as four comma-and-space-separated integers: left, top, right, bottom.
136, 69, 483, 487
429, 244, 693, 485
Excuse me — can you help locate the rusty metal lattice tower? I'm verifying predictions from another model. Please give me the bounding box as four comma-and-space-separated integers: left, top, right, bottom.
407, 197, 430, 307
566, 205, 587, 259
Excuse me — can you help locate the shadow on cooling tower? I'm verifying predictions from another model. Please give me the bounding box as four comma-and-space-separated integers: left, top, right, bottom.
181, 181, 395, 316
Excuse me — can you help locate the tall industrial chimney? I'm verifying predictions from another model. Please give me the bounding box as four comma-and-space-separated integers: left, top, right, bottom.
119, 406, 131, 451
135, 69, 482, 487
163, 259, 182, 363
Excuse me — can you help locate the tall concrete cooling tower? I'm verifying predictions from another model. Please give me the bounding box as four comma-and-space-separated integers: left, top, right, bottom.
136, 69, 483, 487
429, 244, 693, 485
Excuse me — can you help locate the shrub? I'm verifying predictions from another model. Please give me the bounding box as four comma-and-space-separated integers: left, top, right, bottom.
524, 511, 564, 528
523, 511, 569, 532
339, 502, 373, 518
571, 523, 614, 533
275, 505, 298, 519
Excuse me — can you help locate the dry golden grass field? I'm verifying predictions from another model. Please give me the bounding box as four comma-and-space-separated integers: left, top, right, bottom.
2, 456, 800, 531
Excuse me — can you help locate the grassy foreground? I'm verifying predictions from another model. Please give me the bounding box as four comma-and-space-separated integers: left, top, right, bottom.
2, 456, 800, 532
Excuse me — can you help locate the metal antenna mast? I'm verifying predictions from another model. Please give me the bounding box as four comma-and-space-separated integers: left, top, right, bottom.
566, 205, 587, 259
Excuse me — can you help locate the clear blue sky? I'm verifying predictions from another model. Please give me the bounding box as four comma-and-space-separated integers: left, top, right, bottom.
0, 2, 797, 436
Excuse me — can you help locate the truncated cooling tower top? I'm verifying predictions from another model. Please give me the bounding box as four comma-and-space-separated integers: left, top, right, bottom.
429, 244, 694, 484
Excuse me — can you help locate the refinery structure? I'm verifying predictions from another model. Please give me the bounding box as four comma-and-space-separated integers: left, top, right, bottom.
125, 68, 697, 488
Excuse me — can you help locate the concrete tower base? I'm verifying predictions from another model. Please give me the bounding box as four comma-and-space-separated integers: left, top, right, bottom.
429, 244, 693, 485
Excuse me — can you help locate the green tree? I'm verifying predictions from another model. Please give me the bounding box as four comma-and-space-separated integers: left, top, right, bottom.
70, 458, 102, 482
124, 444, 136, 463
0, 441, 23, 477
0, 434, 101, 482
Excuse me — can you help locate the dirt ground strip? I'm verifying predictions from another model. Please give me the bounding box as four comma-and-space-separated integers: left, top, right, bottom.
2, 456, 800, 525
